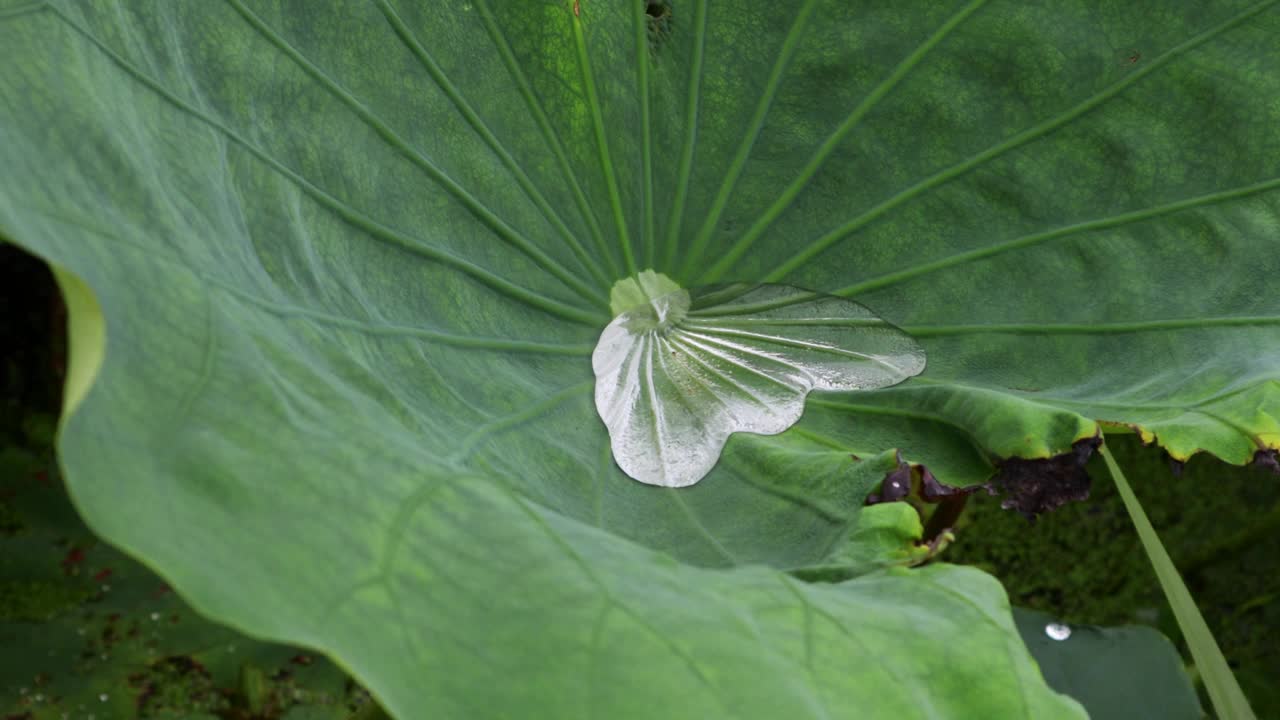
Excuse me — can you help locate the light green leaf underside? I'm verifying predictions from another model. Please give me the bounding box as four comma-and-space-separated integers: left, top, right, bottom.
4, 0, 1280, 717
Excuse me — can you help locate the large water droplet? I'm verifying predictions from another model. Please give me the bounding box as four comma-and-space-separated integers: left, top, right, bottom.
593, 275, 925, 487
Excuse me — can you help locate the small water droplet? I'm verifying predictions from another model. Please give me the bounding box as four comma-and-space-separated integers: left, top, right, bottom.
34, 693, 44, 702
150, 612, 160, 621
100, 584, 110, 592
1045, 622, 1071, 640
99, 693, 109, 702
18, 687, 27, 695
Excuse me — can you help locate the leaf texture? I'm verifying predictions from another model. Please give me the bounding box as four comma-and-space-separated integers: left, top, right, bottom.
4, 0, 1280, 717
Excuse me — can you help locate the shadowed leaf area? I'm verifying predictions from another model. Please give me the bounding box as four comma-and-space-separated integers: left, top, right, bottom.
0, 248, 374, 720
0, 455, 374, 720
949, 433, 1280, 716
1012, 607, 1203, 720
2, 1, 1279, 717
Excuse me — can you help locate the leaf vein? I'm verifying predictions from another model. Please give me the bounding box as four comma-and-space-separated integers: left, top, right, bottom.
661, 0, 708, 270
218, 282, 593, 354
701, 0, 989, 284
504, 491, 727, 705
665, 487, 739, 566
903, 315, 1280, 337
473, 0, 617, 277
225, 0, 608, 308
572, 5, 636, 274
450, 381, 593, 462
837, 174, 1280, 297
774, 0, 1280, 281
371, 0, 612, 291
47, 5, 603, 326
679, 0, 820, 280
633, 0, 655, 266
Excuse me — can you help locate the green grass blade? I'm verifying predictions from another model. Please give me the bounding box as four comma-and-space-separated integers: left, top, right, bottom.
1099, 439, 1256, 720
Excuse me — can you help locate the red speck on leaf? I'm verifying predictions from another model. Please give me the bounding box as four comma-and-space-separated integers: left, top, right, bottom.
290, 654, 313, 666
61, 546, 85, 573
33, 470, 49, 484
94, 568, 114, 582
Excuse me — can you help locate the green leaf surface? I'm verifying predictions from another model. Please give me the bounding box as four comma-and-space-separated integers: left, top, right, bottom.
4, 0, 1280, 717
1012, 608, 1203, 720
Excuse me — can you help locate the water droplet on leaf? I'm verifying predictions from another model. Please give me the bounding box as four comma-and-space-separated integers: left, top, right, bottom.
1045, 622, 1071, 640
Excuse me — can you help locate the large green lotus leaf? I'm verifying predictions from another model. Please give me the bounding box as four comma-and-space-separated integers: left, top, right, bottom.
4, 0, 1280, 716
